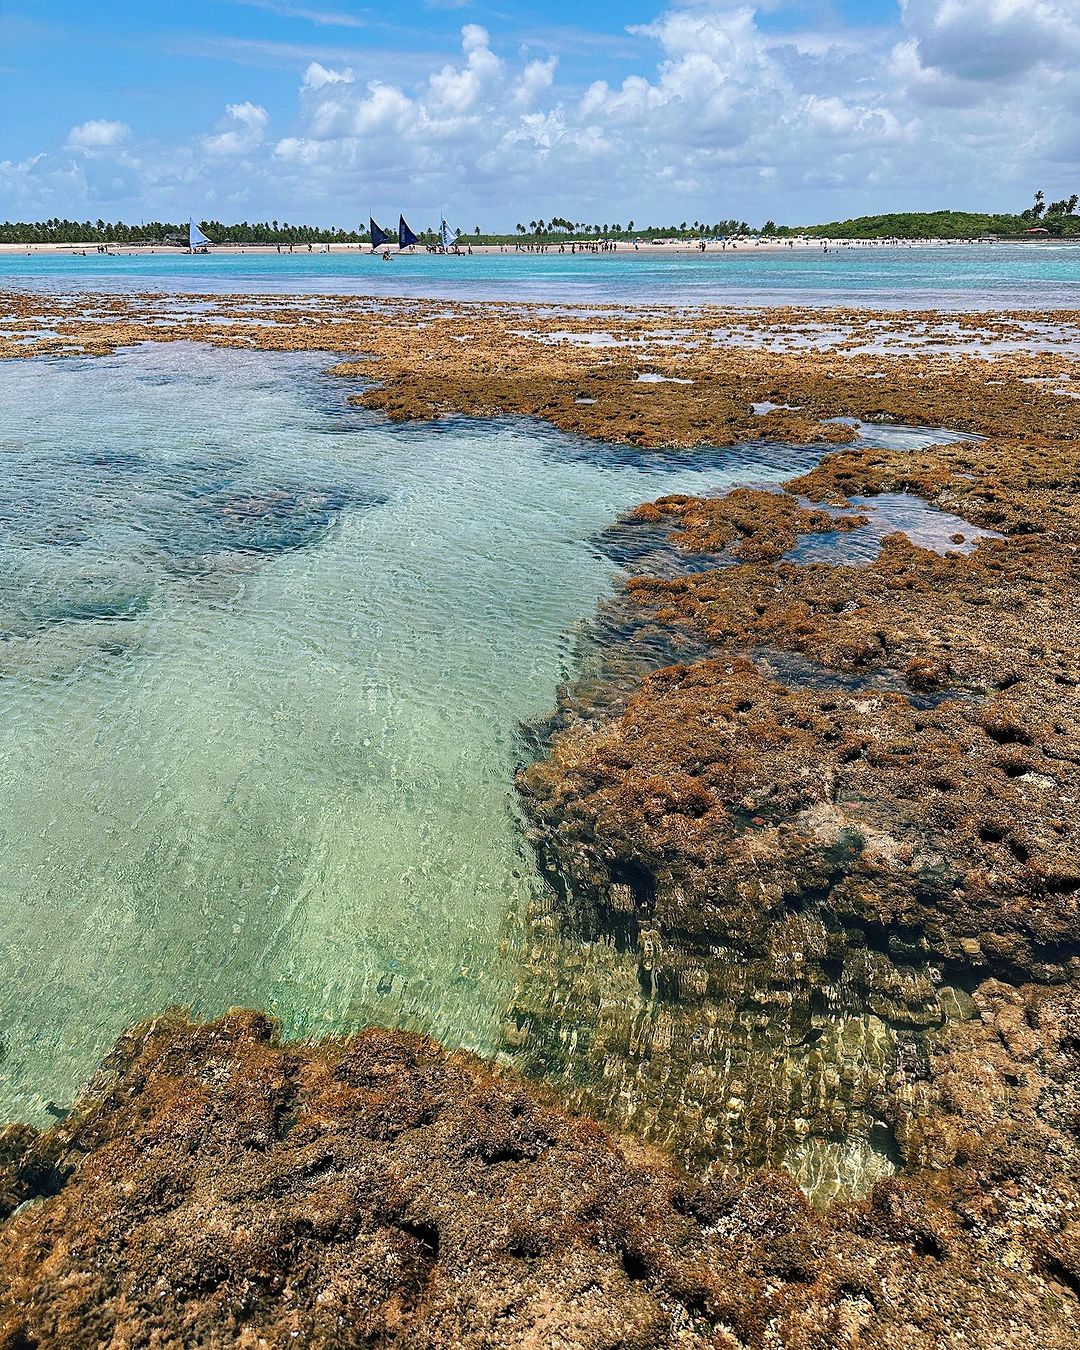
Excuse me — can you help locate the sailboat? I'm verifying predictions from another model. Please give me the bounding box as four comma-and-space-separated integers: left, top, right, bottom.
369, 217, 392, 252
188, 217, 211, 253
398, 215, 419, 250
439, 218, 453, 251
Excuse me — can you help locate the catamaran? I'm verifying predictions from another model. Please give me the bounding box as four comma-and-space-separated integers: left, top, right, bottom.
188, 218, 210, 253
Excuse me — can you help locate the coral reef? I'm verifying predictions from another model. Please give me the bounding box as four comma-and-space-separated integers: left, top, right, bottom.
510, 421, 1080, 1224
4, 288, 1080, 453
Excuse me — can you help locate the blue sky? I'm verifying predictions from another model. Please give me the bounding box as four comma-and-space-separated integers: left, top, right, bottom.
2, 0, 1077, 227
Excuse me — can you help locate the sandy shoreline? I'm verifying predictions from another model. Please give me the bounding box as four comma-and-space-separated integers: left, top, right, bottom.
0, 236, 1034, 258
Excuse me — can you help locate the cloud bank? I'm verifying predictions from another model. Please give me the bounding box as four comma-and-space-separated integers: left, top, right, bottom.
5, 0, 1080, 225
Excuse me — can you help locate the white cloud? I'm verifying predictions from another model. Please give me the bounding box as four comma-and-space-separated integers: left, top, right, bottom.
514, 57, 557, 110
66, 119, 131, 151
12, 4, 1080, 227
896, 0, 1080, 95
201, 102, 270, 157
302, 61, 355, 89
229, 0, 369, 26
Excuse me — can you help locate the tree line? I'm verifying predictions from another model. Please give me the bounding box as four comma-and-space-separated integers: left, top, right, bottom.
791, 193, 1080, 240
0, 216, 758, 245
3, 195, 1079, 246
0, 219, 370, 245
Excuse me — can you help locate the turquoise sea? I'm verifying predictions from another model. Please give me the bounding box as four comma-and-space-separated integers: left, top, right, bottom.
4, 241, 1080, 308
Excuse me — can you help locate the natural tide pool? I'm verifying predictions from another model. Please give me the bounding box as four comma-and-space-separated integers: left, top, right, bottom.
0, 342, 994, 1135
0, 342, 868, 1124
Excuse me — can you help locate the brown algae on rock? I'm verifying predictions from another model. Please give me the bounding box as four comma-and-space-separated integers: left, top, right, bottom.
0, 290, 1078, 1345
0, 1010, 1077, 1349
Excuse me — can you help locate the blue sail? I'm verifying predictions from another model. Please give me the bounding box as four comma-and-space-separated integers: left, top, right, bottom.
439, 218, 452, 249
188, 217, 210, 249
398, 215, 419, 249
369, 217, 392, 248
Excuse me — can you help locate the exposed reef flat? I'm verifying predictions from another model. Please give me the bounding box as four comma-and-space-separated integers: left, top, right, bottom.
0, 1011, 1076, 1349
507, 398, 1080, 1337
3, 288, 1080, 453
1, 289, 1078, 1344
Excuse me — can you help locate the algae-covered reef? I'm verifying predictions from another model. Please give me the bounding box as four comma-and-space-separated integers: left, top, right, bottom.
507, 426, 1080, 1320
1, 291, 1079, 1345
0, 1010, 1076, 1349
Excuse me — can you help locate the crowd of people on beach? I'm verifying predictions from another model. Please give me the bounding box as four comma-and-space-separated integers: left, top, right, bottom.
9, 234, 1049, 260
513, 240, 623, 253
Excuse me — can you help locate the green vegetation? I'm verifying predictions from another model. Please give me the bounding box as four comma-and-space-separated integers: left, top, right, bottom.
0, 217, 753, 247
3, 193, 1079, 246
0, 219, 370, 246
791, 192, 1080, 240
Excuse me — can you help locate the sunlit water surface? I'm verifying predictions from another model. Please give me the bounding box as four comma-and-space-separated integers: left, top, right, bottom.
0, 342, 900, 1123
4, 242, 1080, 308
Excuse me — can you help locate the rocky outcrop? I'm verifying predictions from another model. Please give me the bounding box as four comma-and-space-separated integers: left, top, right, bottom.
0, 1011, 1076, 1349
510, 428, 1080, 1199
3, 290, 1079, 1341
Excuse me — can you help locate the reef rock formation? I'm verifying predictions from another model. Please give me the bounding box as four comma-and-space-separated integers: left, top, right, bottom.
2, 290, 1080, 1342
0, 1011, 1076, 1349
510, 426, 1080, 1206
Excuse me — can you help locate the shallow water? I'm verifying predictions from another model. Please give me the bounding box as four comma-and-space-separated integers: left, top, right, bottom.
4, 242, 1080, 309
790, 491, 1000, 565
0, 342, 864, 1124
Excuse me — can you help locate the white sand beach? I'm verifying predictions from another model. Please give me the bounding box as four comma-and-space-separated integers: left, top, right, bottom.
0, 236, 1017, 257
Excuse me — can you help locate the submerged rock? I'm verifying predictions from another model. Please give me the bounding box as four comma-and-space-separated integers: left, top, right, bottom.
3, 289, 1080, 1341
0, 1011, 1075, 1349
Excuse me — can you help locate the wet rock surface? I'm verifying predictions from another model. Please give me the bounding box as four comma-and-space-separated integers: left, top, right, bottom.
2, 291, 1080, 1342
5, 289, 1080, 454
625, 489, 868, 564
510, 418, 1080, 1224
0, 1011, 1076, 1350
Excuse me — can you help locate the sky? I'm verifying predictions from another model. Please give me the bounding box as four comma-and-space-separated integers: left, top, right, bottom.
1, 0, 1078, 229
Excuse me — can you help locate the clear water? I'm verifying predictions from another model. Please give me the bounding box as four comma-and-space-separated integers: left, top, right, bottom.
0, 342, 862, 1124
4, 243, 1080, 309
790, 492, 1001, 565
